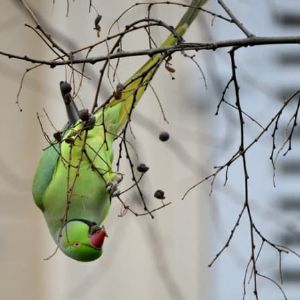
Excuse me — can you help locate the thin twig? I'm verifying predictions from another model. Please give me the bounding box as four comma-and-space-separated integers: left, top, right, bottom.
217, 0, 255, 37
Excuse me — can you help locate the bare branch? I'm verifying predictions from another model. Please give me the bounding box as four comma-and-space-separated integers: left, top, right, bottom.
2, 35, 300, 66
217, 0, 255, 37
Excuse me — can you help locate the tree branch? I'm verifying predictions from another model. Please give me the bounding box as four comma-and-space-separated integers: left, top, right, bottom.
217, 0, 255, 37
2, 35, 300, 66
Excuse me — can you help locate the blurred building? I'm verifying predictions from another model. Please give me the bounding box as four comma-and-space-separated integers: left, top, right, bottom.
206, 1, 300, 299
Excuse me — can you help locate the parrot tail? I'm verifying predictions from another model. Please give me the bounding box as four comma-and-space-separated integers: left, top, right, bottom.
98, 0, 207, 134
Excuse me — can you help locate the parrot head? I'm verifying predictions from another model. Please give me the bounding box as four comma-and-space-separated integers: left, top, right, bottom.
59, 219, 108, 262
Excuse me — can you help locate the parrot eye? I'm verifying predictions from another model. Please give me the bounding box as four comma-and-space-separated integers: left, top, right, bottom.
73, 241, 81, 248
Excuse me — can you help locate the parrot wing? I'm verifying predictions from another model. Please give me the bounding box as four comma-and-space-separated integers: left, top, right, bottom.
32, 144, 60, 211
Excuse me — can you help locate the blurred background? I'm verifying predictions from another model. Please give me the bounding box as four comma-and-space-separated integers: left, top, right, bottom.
0, 0, 299, 299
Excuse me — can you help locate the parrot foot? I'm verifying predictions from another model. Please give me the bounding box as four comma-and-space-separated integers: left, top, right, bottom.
106, 174, 123, 197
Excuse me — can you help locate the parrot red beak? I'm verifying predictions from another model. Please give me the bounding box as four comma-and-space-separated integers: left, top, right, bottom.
90, 226, 108, 249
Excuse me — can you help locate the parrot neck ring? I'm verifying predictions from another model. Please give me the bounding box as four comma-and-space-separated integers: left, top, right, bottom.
64, 218, 108, 249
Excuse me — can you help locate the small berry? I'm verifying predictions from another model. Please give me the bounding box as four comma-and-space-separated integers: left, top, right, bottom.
154, 189, 165, 199
53, 131, 62, 142
137, 163, 149, 173
65, 137, 75, 145
114, 83, 124, 100
79, 109, 89, 121
94, 15, 102, 28
159, 131, 170, 142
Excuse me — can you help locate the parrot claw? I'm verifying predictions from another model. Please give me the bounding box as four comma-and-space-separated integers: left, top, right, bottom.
106, 184, 120, 197
106, 174, 123, 197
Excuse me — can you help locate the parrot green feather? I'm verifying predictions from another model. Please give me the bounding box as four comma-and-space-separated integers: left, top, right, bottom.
32, 144, 60, 211
32, 0, 207, 262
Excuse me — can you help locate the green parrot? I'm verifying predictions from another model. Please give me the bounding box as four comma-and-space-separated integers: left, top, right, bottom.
32, 0, 207, 262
